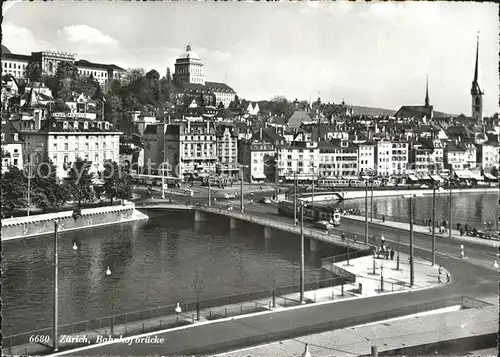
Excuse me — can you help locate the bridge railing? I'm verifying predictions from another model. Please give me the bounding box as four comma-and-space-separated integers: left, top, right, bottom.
197, 206, 371, 251
3, 277, 344, 350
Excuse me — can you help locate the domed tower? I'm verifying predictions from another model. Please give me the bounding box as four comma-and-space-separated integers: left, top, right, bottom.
173, 44, 205, 85
470, 34, 483, 123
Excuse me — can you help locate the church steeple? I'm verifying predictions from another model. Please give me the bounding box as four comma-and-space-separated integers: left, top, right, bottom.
424, 75, 429, 107
470, 32, 483, 123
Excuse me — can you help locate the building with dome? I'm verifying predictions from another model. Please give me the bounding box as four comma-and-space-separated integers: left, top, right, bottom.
173, 44, 236, 108
173, 44, 205, 85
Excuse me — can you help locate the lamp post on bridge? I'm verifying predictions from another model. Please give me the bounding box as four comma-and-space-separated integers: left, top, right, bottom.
238, 164, 249, 213
293, 170, 298, 226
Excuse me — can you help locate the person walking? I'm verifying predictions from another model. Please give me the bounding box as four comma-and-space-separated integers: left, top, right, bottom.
390, 248, 395, 261
382, 215, 386, 223
438, 266, 442, 283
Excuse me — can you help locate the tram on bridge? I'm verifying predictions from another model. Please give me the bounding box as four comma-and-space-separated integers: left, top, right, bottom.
278, 200, 341, 226
130, 173, 183, 188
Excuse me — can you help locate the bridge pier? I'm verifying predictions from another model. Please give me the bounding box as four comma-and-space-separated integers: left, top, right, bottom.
264, 227, 272, 239
310, 238, 319, 251
230, 217, 238, 229
194, 210, 206, 222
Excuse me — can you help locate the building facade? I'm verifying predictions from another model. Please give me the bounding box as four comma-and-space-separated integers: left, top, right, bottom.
1, 120, 24, 173
356, 142, 376, 176
215, 124, 239, 179
174, 45, 205, 86
375, 140, 409, 177
20, 117, 120, 178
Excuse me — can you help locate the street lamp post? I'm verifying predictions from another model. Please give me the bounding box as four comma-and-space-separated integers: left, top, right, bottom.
370, 181, 374, 222
408, 196, 415, 287
364, 181, 369, 244
293, 171, 297, 226
396, 234, 401, 271
300, 202, 305, 304
311, 164, 315, 208
53, 210, 81, 352
431, 183, 437, 266
53, 220, 59, 351
448, 174, 453, 240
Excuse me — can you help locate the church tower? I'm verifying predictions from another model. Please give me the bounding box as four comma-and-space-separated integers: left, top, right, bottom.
470, 34, 483, 123
424, 75, 430, 107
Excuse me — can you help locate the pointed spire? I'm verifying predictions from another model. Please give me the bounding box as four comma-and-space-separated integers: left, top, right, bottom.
425, 75, 429, 107
473, 33, 479, 83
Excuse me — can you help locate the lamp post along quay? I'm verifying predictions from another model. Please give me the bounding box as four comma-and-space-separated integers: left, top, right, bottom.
364, 180, 369, 244
432, 183, 437, 266
299, 201, 306, 304
53, 210, 82, 352
402, 194, 421, 287
293, 171, 298, 226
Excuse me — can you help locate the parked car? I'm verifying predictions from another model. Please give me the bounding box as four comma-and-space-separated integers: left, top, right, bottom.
223, 193, 236, 199
259, 197, 272, 204
420, 184, 430, 189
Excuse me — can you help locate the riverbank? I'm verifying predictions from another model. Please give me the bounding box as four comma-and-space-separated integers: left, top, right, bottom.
300, 187, 498, 202
1, 202, 149, 241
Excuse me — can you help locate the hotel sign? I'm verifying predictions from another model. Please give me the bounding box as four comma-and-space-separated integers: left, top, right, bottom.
53, 112, 96, 119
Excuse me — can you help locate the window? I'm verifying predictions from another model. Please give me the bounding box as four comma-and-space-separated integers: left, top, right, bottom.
64, 155, 69, 163
64, 143, 68, 150
53, 143, 57, 149
95, 143, 99, 150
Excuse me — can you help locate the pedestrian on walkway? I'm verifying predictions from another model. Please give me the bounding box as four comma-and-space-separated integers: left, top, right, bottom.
341, 233, 346, 241
446, 272, 450, 283
390, 248, 395, 261
385, 247, 389, 260
382, 215, 386, 223
456, 223, 461, 231
464, 224, 469, 233
460, 228, 464, 236
438, 266, 442, 283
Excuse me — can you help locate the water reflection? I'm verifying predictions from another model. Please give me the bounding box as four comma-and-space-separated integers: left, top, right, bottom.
3, 211, 341, 334
336, 192, 498, 229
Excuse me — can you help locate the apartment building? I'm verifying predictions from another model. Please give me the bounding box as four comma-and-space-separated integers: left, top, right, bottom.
375, 140, 409, 177
215, 124, 239, 179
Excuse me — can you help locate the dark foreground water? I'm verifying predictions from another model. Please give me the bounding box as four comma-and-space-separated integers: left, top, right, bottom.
3, 210, 341, 334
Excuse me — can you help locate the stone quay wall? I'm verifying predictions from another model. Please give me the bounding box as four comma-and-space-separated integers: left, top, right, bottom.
1, 202, 149, 241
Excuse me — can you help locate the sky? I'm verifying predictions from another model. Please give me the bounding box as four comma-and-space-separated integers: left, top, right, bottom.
2, 1, 499, 116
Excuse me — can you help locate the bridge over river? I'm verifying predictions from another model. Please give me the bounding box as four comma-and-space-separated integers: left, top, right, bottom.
138, 202, 371, 252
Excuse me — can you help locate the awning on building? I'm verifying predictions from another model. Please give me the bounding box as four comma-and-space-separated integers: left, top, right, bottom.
252, 173, 267, 180
418, 174, 432, 181
407, 174, 419, 181
454, 170, 474, 179
470, 172, 484, 181
430, 175, 444, 182
484, 173, 497, 181
342, 176, 359, 181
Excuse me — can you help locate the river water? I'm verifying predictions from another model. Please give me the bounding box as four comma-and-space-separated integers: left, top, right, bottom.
331, 191, 498, 230
2, 210, 339, 334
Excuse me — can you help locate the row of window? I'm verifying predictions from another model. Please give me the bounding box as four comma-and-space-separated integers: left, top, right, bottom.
3, 62, 27, 69
51, 142, 115, 150
78, 69, 108, 77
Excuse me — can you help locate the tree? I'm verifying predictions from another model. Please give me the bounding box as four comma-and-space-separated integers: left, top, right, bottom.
32, 160, 70, 213
0, 166, 27, 217
102, 161, 132, 205
64, 157, 94, 208
24, 61, 42, 82
491, 166, 498, 177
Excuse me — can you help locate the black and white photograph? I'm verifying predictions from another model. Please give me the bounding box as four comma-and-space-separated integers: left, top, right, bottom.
1, 1, 499, 356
